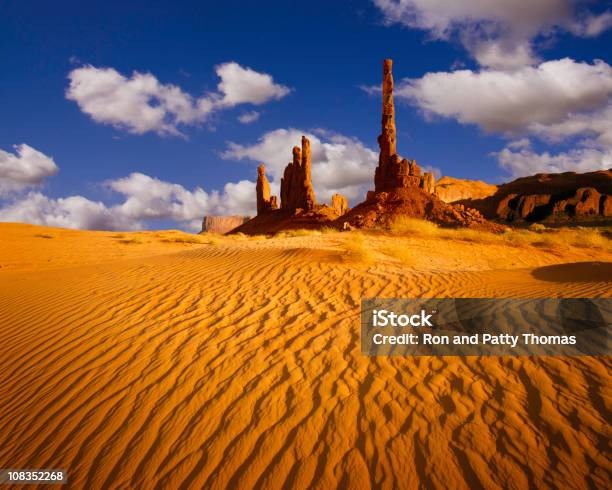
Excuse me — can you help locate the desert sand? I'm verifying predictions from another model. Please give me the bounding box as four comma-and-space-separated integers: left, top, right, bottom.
0, 222, 610, 489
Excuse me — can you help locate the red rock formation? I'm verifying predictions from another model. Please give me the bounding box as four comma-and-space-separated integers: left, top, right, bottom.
256, 164, 278, 215
553, 187, 601, 216
374, 59, 433, 194
201, 215, 251, 234
331, 194, 348, 216
462, 169, 611, 223
602, 195, 612, 217
421, 172, 436, 194
435, 177, 498, 203
375, 59, 396, 192
235, 59, 509, 235
280, 136, 317, 211
517, 195, 551, 219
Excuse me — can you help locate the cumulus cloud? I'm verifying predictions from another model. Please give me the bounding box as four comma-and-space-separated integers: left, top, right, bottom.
0, 192, 139, 230
66, 62, 290, 136
393, 58, 612, 135
215, 63, 290, 106
0, 170, 256, 231
108, 173, 254, 230
373, 0, 611, 68
0, 144, 59, 195
494, 140, 612, 178
238, 111, 261, 124
221, 128, 378, 202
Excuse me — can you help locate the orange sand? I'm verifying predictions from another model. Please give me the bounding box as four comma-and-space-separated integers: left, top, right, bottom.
0, 223, 610, 488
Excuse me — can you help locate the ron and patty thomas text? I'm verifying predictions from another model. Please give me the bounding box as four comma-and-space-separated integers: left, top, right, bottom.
370, 309, 577, 347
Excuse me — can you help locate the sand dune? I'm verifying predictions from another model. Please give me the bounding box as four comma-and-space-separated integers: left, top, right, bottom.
0, 223, 610, 489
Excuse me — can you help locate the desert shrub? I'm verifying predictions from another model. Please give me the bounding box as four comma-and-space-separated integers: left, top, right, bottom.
34, 233, 54, 239
390, 216, 439, 235
245, 234, 266, 241
436, 227, 500, 244
502, 230, 539, 247
118, 237, 144, 245
563, 228, 610, 251
529, 223, 546, 233
285, 229, 323, 237
160, 234, 206, 244
342, 233, 374, 264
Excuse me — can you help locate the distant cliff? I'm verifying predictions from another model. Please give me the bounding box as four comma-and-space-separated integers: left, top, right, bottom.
458, 169, 612, 224
435, 177, 498, 203
200, 216, 252, 234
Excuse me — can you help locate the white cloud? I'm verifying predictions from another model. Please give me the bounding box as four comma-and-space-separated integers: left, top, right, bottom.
385, 58, 612, 178
221, 128, 378, 202
495, 140, 612, 178
529, 104, 612, 147
373, 0, 611, 68
66, 62, 289, 136
0, 144, 58, 195
215, 62, 290, 106
0, 192, 137, 230
238, 111, 261, 124
108, 173, 255, 230
0, 171, 256, 231
394, 58, 612, 134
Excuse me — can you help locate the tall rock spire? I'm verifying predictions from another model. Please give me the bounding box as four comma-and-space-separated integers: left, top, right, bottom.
380, 59, 396, 163
373, 59, 434, 194
375, 59, 397, 192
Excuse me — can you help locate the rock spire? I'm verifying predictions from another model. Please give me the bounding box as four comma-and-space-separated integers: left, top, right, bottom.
374, 59, 435, 194
280, 136, 317, 211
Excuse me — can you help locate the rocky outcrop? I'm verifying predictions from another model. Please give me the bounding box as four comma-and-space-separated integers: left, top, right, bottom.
280, 136, 317, 212
421, 172, 436, 194
553, 187, 601, 216
331, 194, 349, 216
602, 195, 612, 217
201, 216, 251, 234
463, 170, 612, 223
256, 164, 278, 215
435, 177, 498, 203
235, 59, 504, 235
374, 59, 434, 194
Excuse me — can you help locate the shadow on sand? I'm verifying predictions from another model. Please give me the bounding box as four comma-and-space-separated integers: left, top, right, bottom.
531, 262, 612, 283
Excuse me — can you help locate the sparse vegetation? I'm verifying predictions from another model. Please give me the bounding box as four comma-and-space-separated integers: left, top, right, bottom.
118, 237, 144, 245
275, 229, 323, 238
166, 236, 201, 244
529, 223, 546, 233
34, 234, 54, 239
387, 216, 610, 251
390, 216, 439, 235
342, 233, 374, 264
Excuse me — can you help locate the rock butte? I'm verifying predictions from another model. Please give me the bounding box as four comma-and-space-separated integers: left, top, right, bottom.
200, 216, 251, 234
454, 170, 612, 224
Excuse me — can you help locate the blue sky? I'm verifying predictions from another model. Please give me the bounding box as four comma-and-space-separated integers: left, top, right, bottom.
0, 0, 610, 230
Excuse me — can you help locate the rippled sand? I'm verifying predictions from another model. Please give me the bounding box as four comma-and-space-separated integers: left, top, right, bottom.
0, 223, 610, 489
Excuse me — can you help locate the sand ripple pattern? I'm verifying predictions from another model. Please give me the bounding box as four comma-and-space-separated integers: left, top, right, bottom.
0, 245, 610, 489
